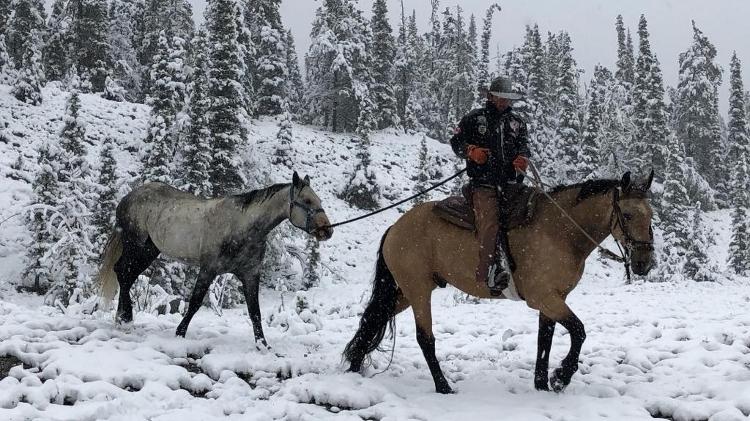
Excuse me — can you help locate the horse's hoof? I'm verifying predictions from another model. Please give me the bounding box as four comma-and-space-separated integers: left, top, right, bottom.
254, 339, 271, 351
175, 327, 187, 337
348, 364, 362, 373
550, 368, 568, 393
436, 383, 455, 394
534, 379, 550, 391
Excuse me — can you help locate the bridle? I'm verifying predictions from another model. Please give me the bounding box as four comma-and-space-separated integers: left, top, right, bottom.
289, 185, 326, 234
609, 187, 655, 278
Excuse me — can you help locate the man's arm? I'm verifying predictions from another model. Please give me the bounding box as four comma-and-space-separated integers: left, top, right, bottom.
516, 119, 530, 158
450, 117, 469, 159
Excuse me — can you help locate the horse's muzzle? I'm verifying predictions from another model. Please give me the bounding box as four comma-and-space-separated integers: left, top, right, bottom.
315, 226, 333, 241
631, 259, 653, 276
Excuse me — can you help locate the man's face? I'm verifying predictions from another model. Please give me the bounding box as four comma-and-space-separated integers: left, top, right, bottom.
489, 95, 511, 111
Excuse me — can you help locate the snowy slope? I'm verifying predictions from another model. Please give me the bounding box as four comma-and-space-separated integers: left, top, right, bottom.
1, 88, 750, 421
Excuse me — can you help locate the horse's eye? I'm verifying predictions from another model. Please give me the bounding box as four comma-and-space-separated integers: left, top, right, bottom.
305, 199, 312, 205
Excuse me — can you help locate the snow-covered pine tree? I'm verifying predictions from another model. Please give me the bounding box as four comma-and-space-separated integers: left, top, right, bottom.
632, 15, 667, 175
674, 21, 723, 195
92, 136, 118, 247
728, 152, 750, 275
446, 7, 476, 133
284, 30, 304, 117
658, 133, 692, 279
727, 53, 749, 178
683, 202, 716, 282
476, 3, 501, 104
67, 0, 111, 92
522, 25, 555, 179
302, 235, 320, 290
415, 0, 447, 140
580, 65, 611, 180
206, 0, 247, 196
236, 2, 256, 118
394, 6, 422, 132
503, 47, 530, 122
12, 29, 44, 105
51, 89, 98, 304
108, 0, 141, 100
44, 0, 69, 82
413, 135, 430, 205
0, 35, 13, 84
551, 31, 581, 182
142, 31, 187, 184
5, 0, 46, 69
247, 0, 286, 116
614, 15, 635, 89
274, 105, 294, 169
182, 29, 212, 197
370, 0, 399, 129
22, 140, 61, 294
0, 0, 11, 34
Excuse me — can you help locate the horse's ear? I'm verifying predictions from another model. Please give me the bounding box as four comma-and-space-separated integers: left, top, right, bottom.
303, 175, 310, 185
621, 171, 632, 191
645, 169, 654, 190
292, 171, 300, 187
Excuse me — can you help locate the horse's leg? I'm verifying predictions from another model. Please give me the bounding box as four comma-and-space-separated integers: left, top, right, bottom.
412, 293, 453, 394
539, 299, 586, 393
534, 312, 556, 391
113, 235, 159, 324
175, 267, 216, 337
237, 269, 267, 348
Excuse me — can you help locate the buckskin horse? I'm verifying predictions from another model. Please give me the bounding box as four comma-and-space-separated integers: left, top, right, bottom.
97, 172, 333, 346
344, 171, 655, 393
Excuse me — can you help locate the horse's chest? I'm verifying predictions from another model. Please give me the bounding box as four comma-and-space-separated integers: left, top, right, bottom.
218, 235, 267, 268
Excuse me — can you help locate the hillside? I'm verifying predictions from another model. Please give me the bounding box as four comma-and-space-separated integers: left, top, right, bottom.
0, 88, 749, 421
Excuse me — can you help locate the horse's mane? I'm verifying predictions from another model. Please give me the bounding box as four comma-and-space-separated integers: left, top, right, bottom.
234, 183, 291, 209
548, 179, 621, 204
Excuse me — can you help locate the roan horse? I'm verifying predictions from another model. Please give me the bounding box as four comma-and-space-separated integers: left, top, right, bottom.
344, 171, 655, 393
97, 172, 333, 345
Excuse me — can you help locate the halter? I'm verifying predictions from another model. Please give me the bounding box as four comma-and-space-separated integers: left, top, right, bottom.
609, 187, 655, 280
289, 185, 326, 234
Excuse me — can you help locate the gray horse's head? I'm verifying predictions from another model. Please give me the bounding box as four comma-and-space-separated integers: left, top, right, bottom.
613, 170, 655, 276
289, 171, 334, 241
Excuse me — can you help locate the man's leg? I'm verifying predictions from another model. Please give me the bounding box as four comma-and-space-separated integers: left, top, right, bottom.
472, 186, 500, 285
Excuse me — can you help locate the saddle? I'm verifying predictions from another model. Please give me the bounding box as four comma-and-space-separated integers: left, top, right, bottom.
433, 183, 539, 231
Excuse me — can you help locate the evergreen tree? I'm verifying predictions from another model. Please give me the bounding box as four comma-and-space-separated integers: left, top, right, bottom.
659, 133, 692, 278
727, 52, 749, 171
236, 2, 256, 117
206, 0, 247, 195
728, 152, 750, 275
683, 202, 715, 282
477, 4, 501, 101
674, 21, 723, 190
0, 35, 14, 84
370, 0, 399, 129
302, 236, 320, 290
551, 31, 581, 182
182, 29, 212, 197
632, 15, 667, 174
0, 0, 11, 35
108, 0, 141, 100
12, 29, 44, 105
142, 31, 187, 183
92, 136, 118, 246
68, 0, 111, 92
522, 25, 555, 179
274, 106, 294, 169
5, 0, 46, 69
394, 4, 421, 132
614, 15, 635, 87
413, 135, 430, 205
23, 141, 61, 294
44, 0, 69, 82
580, 65, 611, 180
284, 30, 304, 116
247, 0, 286, 116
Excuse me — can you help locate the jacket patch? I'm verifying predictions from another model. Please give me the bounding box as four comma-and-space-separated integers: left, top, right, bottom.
510, 120, 521, 135
477, 115, 488, 135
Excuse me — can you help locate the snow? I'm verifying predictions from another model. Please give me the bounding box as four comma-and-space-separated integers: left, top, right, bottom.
2, 86, 750, 420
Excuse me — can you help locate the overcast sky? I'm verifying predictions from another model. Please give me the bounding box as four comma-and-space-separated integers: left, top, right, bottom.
197, 0, 750, 115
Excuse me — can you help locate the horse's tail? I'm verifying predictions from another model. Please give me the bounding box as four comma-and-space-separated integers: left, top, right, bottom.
343, 228, 400, 370
97, 228, 123, 309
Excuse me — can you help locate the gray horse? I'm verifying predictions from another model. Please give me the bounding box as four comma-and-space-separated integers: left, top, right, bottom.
97, 172, 333, 345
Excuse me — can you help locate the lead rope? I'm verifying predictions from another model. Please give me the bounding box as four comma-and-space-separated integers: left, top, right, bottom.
520, 160, 629, 267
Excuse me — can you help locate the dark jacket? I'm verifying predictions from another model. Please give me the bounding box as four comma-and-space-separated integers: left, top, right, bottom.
450, 103, 530, 186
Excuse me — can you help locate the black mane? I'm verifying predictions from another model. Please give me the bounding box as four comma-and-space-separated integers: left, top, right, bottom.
549, 179, 621, 203
234, 183, 290, 209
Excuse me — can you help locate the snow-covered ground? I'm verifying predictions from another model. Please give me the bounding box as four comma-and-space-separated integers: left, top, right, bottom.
2, 87, 750, 420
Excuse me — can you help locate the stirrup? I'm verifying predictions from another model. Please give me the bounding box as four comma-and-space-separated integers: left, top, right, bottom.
487, 256, 513, 296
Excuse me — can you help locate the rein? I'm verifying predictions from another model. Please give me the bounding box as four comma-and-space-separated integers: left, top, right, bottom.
322, 169, 467, 229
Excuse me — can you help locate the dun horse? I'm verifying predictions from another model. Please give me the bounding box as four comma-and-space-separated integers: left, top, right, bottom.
97, 172, 333, 345
344, 172, 655, 393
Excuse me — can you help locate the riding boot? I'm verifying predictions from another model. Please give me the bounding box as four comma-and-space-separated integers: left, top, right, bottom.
487, 230, 512, 295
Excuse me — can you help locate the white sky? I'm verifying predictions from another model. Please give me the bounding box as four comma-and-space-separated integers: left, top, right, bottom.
183, 0, 750, 117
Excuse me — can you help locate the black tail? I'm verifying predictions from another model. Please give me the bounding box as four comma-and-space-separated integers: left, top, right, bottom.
343, 229, 400, 371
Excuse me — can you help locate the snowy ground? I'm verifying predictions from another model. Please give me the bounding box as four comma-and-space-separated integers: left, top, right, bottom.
2, 87, 750, 420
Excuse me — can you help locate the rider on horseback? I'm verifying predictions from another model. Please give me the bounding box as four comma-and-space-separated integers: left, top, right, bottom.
450, 76, 530, 294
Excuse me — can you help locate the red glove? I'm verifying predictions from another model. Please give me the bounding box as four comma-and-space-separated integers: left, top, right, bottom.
466, 145, 490, 164
513, 155, 529, 172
